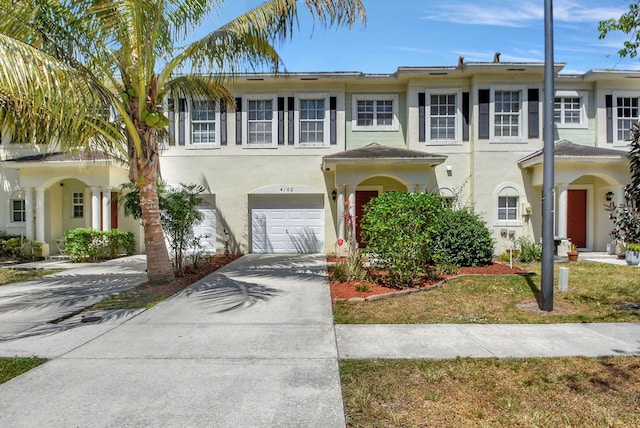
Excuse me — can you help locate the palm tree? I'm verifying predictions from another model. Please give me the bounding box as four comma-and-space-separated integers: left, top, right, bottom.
0, 0, 365, 285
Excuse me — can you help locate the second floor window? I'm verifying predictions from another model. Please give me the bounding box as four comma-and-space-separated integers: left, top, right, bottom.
554, 97, 581, 125
72, 192, 84, 218
494, 90, 521, 138
11, 199, 25, 223
300, 99, 325, 143
191, 101, 216, 145
616, 96, 638, 142
352, 95, 398, 131
430, 94, 456, 140
248, 99, 273, 145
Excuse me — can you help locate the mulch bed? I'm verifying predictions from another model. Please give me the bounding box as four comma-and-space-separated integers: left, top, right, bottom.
329, 260, 532, 301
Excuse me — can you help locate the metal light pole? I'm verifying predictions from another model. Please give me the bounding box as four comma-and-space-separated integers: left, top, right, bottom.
541, 0, 555, 311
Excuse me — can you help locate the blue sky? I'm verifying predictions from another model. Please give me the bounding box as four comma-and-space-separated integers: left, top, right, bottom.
202, 0, 639, 75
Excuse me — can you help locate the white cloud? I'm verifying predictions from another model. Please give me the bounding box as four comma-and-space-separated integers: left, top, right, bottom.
422, 0, 626, 28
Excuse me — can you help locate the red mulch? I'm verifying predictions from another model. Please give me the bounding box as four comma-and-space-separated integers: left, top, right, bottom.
329, 260, 531, 301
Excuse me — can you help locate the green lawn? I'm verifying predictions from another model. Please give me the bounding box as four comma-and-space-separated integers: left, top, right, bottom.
334, 262, 640, 324
0, 268, 60, 286
0, 357, 47, 384
341, 356, 640, 428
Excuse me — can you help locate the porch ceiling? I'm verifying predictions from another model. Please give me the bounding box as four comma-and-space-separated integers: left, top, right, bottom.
518, 140, 628, 168
322, 143, 447, 170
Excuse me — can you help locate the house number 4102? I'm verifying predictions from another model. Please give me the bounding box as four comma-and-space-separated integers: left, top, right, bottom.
280, 187, 294, 192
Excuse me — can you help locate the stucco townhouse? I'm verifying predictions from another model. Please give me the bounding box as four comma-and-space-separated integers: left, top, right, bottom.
0, 60, 634, 258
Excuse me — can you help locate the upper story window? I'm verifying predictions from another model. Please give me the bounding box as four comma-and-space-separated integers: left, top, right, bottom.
296, 95, 330, 146
243, 96, 277, 148
486, 87, 529, 143
352, 94, 399, 131
426, 90, 462, 144
554, 91, 587, 128
72, 192, 84, 218
616, 95, 638, 143
494, 90, 521, 138
190, 101, 218, 147
11, 199, 25, 223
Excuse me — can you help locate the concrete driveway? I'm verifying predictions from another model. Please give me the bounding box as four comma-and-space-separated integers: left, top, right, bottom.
0, 254, 345, 427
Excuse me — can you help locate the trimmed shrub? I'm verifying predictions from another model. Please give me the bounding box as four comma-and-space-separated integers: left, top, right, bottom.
63, 228, 135, 262
1, 237, 42, 260
432, 209, 494, 267
518, 237, 542, 262
360, 192, 444, 287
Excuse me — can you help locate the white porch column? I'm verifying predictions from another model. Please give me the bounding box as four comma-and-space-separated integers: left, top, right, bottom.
557, 184, 568, 238
348, 188, 356, 241
101, 188, 111, 231
24, 188, 34, 241
337, 186, 345, 241
91, 187, 101, 230
35, 188, 45, 243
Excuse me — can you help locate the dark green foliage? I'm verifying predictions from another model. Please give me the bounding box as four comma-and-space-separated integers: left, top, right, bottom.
63, 228, 135, 262
432, 209, 494, 267
360, 192, 444, 287
119, 181, 206, 275
517, 237, 542, 263
599, 2, 640, 59
1, 237, 42, 260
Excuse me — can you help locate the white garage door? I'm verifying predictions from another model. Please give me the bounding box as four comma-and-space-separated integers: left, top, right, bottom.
193, 198, 216, 255
251, 195, 324, 254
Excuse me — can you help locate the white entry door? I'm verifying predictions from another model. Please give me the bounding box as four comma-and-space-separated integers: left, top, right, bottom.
251, 195, 324, 254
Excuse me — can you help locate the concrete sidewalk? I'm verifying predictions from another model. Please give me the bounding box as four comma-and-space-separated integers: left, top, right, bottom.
0, 254, 638, 427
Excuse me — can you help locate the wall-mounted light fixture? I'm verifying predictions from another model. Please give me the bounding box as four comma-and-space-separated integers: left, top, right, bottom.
331, 189, 337, 201
445, 165, 453, 177
606, 191, 614, 202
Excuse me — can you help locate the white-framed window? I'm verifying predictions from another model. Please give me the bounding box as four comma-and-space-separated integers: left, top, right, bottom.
296, 95, 330, 146
554, 91, 587, 128
426, 89, 462, 144
72, 192, 84, 218
11, 199, 25, 223
613, 92, 640, 145
495, 184, 522, 226
352, 94, 399, 131
189, 100, 219, 148
243, 95, 277, 147
490, 86, 527, 142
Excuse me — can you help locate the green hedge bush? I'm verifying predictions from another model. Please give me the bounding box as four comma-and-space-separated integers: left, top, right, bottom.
360, 192, 444, 287
1, 237, 42, 260
63, 228, 135, 262
432, 209, 494, 267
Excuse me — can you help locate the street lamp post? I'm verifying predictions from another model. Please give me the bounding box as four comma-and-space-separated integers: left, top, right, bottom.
541, 0, 555, 311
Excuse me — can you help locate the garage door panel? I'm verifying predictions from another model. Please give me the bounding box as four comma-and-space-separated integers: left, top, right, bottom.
250, 195, 324, 254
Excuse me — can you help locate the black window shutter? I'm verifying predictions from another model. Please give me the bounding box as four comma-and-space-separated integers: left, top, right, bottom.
478, 89, 490, 140
220, 102, 227, 146
278, 97, 285, 145
330, 97, 337, 145
167, 98, 175, 146
235, 97, 242, 145
178, 98, 186, 146
606, 95, 613, 143
288, 97, 295, 145
462, 92, 470, 142
528, 88, 540, 139
418, 93, 426, 142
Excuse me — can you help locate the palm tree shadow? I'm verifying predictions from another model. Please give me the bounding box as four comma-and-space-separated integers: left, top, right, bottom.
178, 274, 282, 314
0, 309, 140, 343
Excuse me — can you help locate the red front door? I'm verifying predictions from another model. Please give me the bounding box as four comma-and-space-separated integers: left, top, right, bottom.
355, 190, 379, 248
567, 189, 587, 248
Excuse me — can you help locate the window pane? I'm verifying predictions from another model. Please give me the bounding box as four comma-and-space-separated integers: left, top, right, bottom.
429, 94, 456, 140
498, 196, 518, 220
494, 91, 520, 137
617, 97, 638, 141
248, 100, 273, 144
300, 99, 325, 143
72, 192, 84, 218
11, 199, 25, 222
191, 101, 216, 144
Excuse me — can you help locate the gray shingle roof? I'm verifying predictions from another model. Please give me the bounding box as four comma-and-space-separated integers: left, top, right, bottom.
323, 143, 447, 162
518, 140, 627, 166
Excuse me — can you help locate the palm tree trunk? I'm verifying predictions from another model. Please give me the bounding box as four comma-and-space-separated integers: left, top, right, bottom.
138, 177, 174, 285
